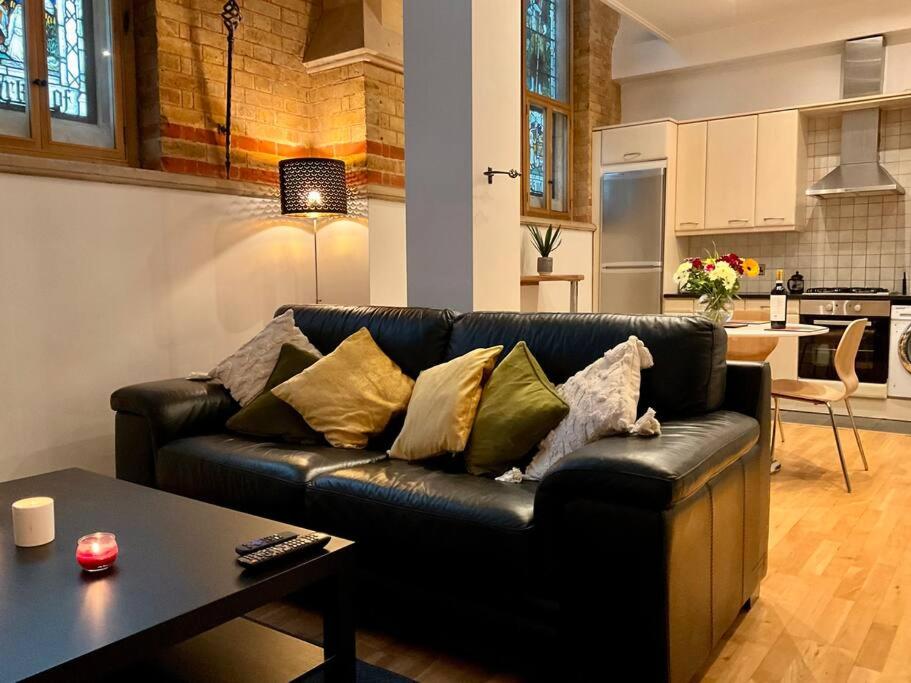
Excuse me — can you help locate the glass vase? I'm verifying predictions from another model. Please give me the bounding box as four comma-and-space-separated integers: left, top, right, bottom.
698, 295, 734, 325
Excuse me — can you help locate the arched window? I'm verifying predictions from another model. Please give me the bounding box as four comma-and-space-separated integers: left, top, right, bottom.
523, 0, 571, 219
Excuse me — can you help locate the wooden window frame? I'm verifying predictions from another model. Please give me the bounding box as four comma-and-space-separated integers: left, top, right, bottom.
0, 0, 136, 165
521, 0, 573, 221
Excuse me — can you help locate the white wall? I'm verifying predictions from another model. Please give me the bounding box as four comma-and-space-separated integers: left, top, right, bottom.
471, 0, 522, 311
620, 30, 911, 123
0, 173, 318, 482
520, 229, 593, 312
368, 197, 408, 306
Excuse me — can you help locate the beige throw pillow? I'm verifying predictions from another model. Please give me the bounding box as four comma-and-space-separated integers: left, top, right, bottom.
271, 328, 413, 449
388, 346, 503, 461
210, 309, 322, 406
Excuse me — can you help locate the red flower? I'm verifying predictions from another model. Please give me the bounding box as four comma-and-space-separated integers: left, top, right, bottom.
705, 263, 715, 271
690, 258, 703, 270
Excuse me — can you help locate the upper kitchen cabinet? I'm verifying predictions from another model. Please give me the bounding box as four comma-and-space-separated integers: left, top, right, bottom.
754, 110, 805, 229
705, 115, 758, 231
675, 122, 707, 231
600, 121, 675, 165
677, 109, 806, 235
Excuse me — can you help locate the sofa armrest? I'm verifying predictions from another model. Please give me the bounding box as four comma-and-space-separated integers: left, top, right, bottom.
111, 379, 238, 486
722, 361, 771, 454
535, 411, 760, 514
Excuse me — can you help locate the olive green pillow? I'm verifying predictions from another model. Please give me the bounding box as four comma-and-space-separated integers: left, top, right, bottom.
464, 342, 569, 477
226, 343, 322, 443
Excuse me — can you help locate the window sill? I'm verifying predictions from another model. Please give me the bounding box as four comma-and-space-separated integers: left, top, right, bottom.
0, 152, 276, 199
521, 215, 596, 232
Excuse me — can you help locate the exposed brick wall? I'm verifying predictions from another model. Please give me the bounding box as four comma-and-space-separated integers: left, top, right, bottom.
135, 0, 405, 191
572, 0, 621, 224
364, 63, 405, 189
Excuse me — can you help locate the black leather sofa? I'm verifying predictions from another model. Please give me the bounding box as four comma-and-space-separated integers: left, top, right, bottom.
112, 305, 770, 682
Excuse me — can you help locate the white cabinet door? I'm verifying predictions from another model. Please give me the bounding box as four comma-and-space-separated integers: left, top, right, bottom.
705, 115, 757, 230
600, 122, 672, 165
755, 110, 800, 228
675, 121, 707, 232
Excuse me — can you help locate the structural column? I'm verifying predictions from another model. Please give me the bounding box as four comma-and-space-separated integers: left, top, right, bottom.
403, 0, 521, 312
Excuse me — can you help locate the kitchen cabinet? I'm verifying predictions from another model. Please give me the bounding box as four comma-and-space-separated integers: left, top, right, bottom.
705, 115, 758, 231
754, 110, 803, 228
600, 121, 675, 165
675, 121, 707, 231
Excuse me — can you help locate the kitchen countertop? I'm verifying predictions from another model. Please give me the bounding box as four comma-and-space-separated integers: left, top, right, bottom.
666, 292, 911, 301
663, 292, 803, 299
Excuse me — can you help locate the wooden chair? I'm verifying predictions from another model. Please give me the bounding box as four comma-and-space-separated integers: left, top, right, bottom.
770, 318, 870, 492
727, 309, 786, 446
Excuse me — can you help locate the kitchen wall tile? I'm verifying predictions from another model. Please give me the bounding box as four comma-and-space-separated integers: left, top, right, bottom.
684, 106, 911, 292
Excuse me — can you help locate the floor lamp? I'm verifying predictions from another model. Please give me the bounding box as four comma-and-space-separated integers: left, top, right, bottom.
278, 157, 348, 304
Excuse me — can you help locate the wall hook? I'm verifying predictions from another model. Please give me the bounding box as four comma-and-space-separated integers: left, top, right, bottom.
484, 167, 522, 184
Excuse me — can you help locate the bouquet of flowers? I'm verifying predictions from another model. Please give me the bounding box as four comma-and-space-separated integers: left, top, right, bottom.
673, 250, 760, 323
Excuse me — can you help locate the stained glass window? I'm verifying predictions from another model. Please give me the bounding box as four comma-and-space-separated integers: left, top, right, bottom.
0, 0, 28, 110
528, 105, 546, 208
524, 0, 568, 103
45, 0, 95, 121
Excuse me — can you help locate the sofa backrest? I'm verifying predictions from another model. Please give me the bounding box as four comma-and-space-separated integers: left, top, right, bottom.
275, 304, 456, 378
446, 312, 727, 419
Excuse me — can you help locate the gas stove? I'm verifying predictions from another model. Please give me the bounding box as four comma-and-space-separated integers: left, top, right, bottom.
803, 287, 891, 297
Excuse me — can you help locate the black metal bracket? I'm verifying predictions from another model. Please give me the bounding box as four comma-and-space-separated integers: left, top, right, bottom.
220, 0, 242, 179
483, 167, 521, 184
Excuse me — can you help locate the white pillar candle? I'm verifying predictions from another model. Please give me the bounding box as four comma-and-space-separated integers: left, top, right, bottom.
11, 497, 55, 547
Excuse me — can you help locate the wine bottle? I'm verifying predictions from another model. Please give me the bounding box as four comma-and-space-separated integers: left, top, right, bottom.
770, 269, 787, 330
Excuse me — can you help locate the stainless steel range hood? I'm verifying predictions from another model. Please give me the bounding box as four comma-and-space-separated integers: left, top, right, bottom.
807, 36, 905, 199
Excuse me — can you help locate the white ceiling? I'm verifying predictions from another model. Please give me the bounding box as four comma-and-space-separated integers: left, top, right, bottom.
606, 0, 896, 41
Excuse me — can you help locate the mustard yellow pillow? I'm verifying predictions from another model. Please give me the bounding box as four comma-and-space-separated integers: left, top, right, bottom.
271, 328, 414, 449
388, 346, 503, 461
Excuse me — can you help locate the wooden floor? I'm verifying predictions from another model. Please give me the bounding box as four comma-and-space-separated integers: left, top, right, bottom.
252, 421, 911, 682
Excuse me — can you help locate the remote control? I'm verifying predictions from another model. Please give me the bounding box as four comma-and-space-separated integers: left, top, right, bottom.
236, 532, 331, 568
235, 531, 298, 556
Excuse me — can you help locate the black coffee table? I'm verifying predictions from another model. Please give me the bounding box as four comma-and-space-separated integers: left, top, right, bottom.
0, 468, 355, 682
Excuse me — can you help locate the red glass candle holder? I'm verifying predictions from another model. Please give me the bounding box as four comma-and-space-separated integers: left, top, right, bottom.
75, 532, 118, 572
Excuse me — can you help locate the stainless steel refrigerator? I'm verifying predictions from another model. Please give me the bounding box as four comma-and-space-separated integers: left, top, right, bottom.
599, 166, 665, 314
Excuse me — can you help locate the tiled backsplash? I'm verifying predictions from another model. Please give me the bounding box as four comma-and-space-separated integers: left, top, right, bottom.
686, 109, 911, 294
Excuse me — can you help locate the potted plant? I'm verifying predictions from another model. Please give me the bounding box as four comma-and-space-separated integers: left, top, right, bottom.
673, 249, 760, 324
527, 224, 562, 275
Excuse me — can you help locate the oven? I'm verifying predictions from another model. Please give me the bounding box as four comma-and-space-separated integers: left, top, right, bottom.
798, 298, 891, 384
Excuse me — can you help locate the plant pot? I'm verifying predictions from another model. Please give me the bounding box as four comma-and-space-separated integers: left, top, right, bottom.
537, 256, 553, 275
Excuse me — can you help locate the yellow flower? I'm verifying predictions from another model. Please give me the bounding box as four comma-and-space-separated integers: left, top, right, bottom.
743, 258, 760, 277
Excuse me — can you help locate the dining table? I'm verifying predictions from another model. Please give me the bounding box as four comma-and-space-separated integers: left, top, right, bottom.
723, 321, 830, 474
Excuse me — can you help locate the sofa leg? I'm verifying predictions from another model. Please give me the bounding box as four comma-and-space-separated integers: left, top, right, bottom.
744, 589, 760, 611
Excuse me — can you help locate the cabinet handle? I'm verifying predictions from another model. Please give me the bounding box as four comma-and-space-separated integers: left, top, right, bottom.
728, 219, 750, 223
763, 217, 786, 221
622, 152, 641, 159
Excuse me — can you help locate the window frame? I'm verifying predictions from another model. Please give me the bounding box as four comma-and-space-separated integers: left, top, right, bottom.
521, 0, 573, 221
0, 0, 134, 164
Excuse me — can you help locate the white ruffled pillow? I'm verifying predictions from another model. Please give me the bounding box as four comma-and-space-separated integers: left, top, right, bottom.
523, 335, 658, 481
210, 310, 322, 406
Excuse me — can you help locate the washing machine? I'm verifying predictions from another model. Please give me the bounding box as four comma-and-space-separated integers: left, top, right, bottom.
889, 305, 911, 398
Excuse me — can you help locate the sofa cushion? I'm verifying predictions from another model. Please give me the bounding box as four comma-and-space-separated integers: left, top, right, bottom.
306, 460, 539, 584
446, 312, 726, 420
156, 434, 386, 522
275, 305, 457, 379
535, 411, 760, 512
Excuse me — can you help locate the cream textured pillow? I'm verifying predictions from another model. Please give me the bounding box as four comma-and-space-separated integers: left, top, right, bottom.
388, 346, 503, 461
523, 336, 657, 480
210, 309, 321, 406
272, 328, 414, 449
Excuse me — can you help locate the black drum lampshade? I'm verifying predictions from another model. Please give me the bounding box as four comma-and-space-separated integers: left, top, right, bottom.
278, 157, 348, 216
